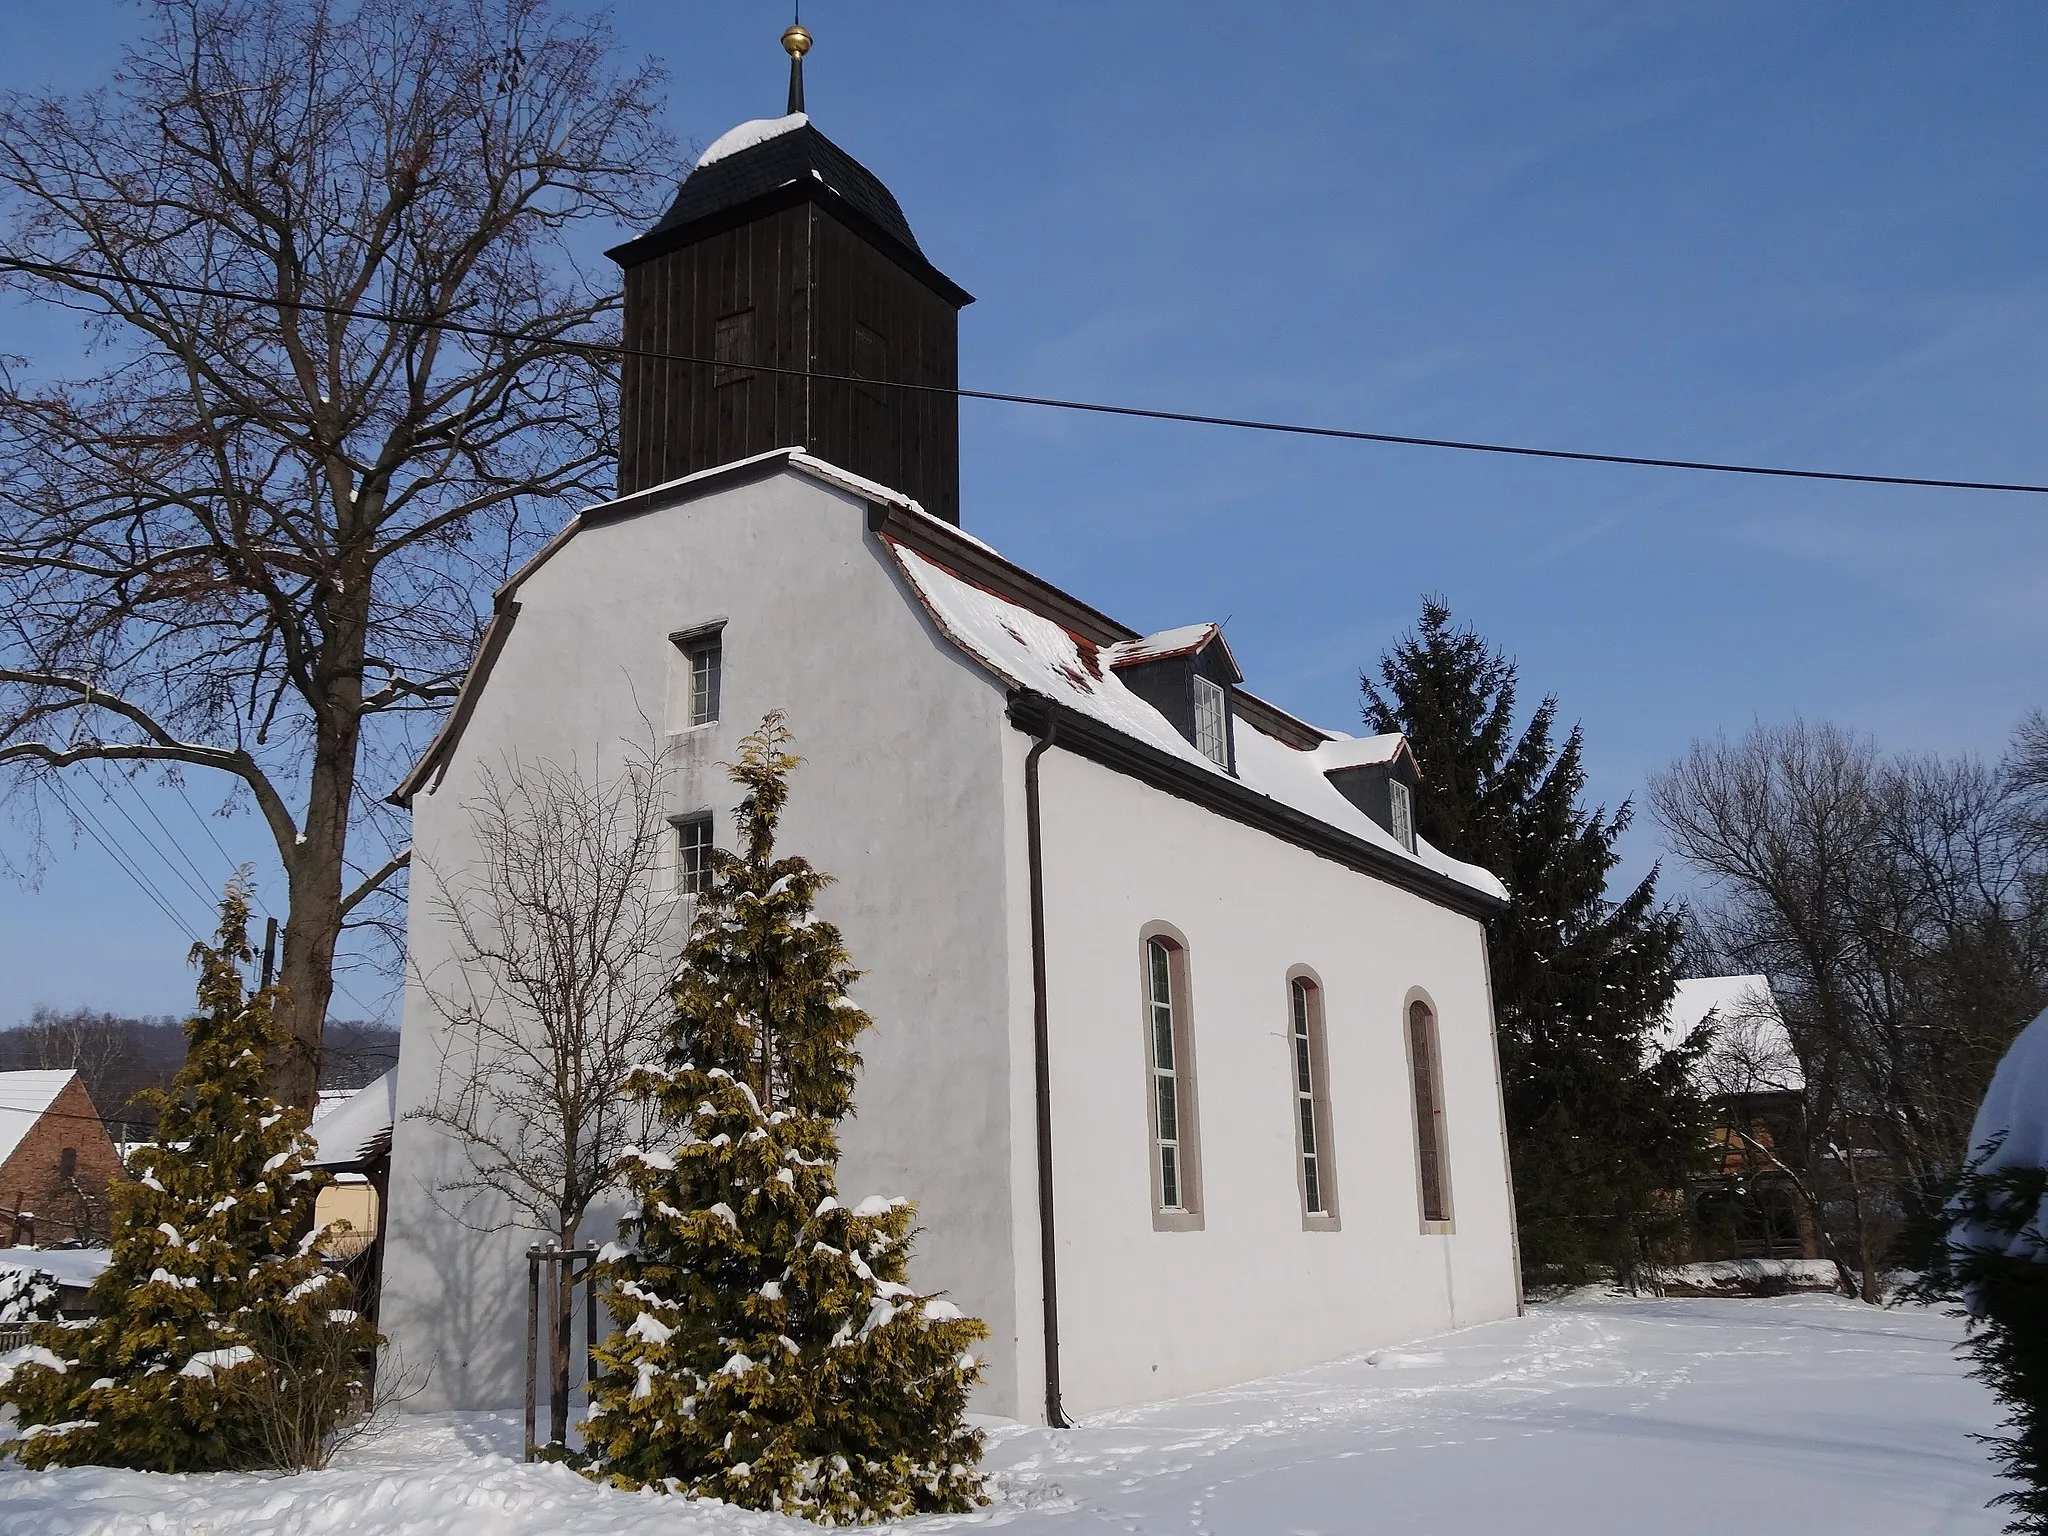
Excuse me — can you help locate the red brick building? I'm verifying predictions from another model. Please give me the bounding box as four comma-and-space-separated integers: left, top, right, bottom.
0, 1070, 124, 1244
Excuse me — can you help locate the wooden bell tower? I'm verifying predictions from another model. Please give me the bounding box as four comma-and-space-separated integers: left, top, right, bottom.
606, 23, 973, 522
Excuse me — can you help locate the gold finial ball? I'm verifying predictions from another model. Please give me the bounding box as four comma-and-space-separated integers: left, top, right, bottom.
781, 23, 812, 59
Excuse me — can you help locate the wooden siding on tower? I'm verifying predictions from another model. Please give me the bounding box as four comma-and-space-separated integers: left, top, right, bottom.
805, 211, 961, 522
619, 203, 813, 500
616, 202, 962, 522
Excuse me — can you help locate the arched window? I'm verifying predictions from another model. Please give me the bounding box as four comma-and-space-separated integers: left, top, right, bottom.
1142, 930, 1202, 1228
1407, 998, 1452, 1226
59, 1146, 77, 1180
1288, 974, 1339, 1227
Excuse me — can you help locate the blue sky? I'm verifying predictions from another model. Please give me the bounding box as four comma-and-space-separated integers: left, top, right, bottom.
2, 2, 2045, 1023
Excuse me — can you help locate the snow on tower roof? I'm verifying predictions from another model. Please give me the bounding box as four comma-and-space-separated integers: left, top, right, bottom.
0, 1070, 80, 1170
697, 112, 809, 168
885, 542, 1507, 905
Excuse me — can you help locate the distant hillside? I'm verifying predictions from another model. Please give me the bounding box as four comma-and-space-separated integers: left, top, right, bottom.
0, 1009, 398, 1134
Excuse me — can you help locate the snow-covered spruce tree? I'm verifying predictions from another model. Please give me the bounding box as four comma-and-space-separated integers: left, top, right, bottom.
1948, 1006, 2048, 1534
0, 882, 378, 1471
1367, 599, 1710, 1288
0, 1264, 58, 1325
582, 714, 987, 1522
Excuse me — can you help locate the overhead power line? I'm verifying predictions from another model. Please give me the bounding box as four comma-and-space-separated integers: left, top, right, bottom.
5, 255, 2046, 497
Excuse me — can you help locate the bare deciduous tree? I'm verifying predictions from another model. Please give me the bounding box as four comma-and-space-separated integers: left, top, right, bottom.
409, 735, 675, 1445
0, 0, 678, 1103
1653, 717, 2048, 1295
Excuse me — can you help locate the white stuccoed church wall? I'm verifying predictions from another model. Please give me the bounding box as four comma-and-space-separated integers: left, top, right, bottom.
380, 466, 1029, 1417
381, 457, 1520, 1425
1019, 743, 1520, 1416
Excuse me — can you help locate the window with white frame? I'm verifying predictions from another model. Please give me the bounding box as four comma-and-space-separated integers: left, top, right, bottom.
684, 635, 721, 727
1141, 934, 1203, 1224
674, 815, 714, 896
1147, 938, 1185, 1208
1290, 976, 1336, 1223
1191, 674, 1229, 768
1408, 999, 1451, 1225
1388, 777, 1416, 852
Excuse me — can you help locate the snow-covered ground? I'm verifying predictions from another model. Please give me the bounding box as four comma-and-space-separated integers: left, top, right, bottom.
0, 1294, 2004, 1535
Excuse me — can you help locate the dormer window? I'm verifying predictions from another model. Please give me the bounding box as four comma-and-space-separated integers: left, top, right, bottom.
1319, 733, 1425, 852
1192, 676, 1229, 768
1106, 622, 1242, 774
1389, 778, 1416, 852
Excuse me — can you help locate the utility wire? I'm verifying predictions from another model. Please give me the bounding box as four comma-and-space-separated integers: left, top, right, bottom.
173, 781, 241, 875
42, 776, 201, 942
4, 254, 2046, 497
121, 773, 233, 906
86, 768, 223, 914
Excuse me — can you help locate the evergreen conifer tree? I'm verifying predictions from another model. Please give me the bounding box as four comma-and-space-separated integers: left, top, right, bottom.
582, 715, 987, 1522
1366, 599, 1709, 1285
0, 882, 377, 1471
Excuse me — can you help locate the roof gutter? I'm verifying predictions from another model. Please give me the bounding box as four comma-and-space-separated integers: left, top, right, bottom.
1023, 715, 1069, 1429
1004, 690, 1507, 922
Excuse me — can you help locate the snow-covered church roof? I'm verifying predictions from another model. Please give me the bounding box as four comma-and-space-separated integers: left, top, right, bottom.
397, 448, 1507, 909
884, 540, 1505, 904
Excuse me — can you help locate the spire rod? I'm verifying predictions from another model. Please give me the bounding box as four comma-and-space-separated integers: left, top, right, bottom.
782, 19, 812, 115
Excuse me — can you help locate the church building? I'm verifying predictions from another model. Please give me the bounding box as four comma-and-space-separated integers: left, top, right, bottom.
379, 26, 1522, 1425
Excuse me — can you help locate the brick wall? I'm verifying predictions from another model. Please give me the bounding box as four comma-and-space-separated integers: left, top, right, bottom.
0, 1075, 125, 1243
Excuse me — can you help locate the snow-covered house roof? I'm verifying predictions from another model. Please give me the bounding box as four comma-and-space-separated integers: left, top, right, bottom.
310, 1070, 396, 1170
0, 1071, 81, 1170
1659, 975, 1804, 1096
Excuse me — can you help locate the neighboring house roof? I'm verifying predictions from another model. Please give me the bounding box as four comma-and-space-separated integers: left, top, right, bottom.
0, 1071, 81, 1169
310, 1070, 396, 1170
1660, 975, 1805, 1095
0, 1245, 111, 1290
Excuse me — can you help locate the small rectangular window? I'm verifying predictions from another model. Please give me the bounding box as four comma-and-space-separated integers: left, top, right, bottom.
685, 637, 721, 727
675, 816, 714, 897
1191, 675, 1229, 768
1389, 777, 1416, 852
714, 310, 755, 385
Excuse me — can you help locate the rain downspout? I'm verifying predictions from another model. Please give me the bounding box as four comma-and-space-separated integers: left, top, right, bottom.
1024, 714, 1069, 1428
